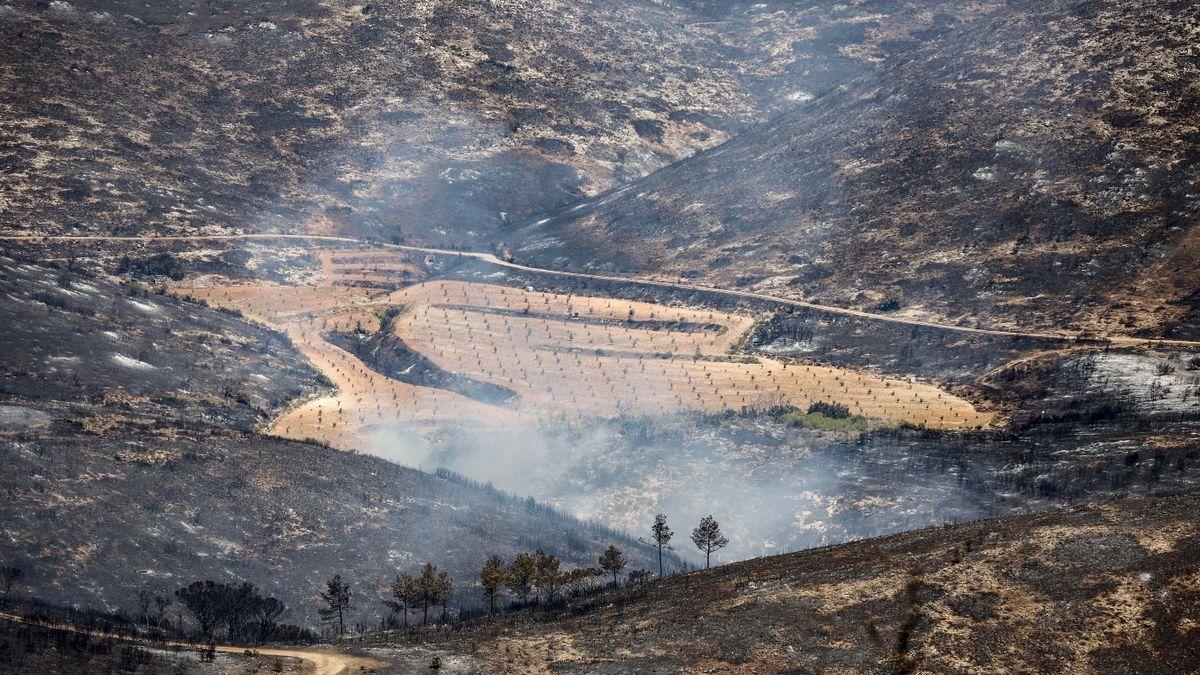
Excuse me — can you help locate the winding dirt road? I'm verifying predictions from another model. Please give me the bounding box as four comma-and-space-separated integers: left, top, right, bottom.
0, 610, 383, 674
3, 232, 1198, 349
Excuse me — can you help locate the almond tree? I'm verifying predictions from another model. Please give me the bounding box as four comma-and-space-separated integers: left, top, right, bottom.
690, 515, 730, 569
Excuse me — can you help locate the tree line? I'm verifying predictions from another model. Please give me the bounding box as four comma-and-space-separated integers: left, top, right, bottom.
2, 514, 730, 642
311, 513, 731, 632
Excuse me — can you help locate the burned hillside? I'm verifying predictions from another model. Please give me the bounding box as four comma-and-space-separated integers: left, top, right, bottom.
510, 0, 1200, 339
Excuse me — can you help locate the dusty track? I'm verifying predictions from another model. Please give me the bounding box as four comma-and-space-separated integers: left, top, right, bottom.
0, 610, 384, 674
3, 233, 1197, 348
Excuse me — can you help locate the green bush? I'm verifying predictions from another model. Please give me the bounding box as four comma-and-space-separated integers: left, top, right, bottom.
778, 411, 869, 432
806, 401, 851, 419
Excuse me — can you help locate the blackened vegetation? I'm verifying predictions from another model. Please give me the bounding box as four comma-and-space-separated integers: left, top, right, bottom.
0, 258, 326, 430
325, 311, 517, 407
751, 306, 1068, 384
509, 0, 1200, 340
0, 617, 168, 674
0, 0, 958, 247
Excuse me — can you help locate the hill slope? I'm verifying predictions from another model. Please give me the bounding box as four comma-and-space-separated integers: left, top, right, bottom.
1, 0, 996, 244
0, 258, 656, 618
508, 0, 1200, 339
370, 495, 1200, 673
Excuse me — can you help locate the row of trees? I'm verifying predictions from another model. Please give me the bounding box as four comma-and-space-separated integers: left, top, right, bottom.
386, 564, 454, 626
645, 513, 730, 574
174, 581, 288, 644
306, 515, 733, 633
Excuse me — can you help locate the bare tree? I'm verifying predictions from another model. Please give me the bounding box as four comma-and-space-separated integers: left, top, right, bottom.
153, 593, 172, 627
319, 574, 353, 636
137, 589, 153, 625
598, 545, 626, 586
690, 515, 730, 569
1, 566, 23, 601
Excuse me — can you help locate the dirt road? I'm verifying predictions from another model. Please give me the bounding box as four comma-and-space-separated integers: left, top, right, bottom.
0, 610, 384, 674
3, 232, 1198, 349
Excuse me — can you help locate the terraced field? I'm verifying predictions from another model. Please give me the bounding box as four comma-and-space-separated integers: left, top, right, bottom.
178, 251, 992, 454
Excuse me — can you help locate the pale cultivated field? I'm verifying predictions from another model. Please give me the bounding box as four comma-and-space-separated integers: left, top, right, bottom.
315, 248, 423, 286
177, 251, 991, 453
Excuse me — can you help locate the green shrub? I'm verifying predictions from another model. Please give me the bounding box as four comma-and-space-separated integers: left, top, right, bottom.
806, 401, 851, 419
778, 411, 869, 432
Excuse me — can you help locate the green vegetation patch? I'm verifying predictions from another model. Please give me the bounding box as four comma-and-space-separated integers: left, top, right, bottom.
776, 401, 869, 432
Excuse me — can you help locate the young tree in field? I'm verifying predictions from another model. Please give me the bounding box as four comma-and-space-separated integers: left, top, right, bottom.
533, 549, 562, 604
506, 552, 537, 604
1, 565, 23, 600
319, 574, 353, 636
598, 545, 626, 586
479, 555, 506, 614
175, 580, 225, 643
648, 514, 673, 577
690, 515, 730, 569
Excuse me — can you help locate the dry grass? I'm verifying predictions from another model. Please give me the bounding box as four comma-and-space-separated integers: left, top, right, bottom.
176, 251, 991, 453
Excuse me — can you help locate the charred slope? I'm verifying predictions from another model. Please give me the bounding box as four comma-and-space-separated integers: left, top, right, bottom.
2, 0, 995, 245
509, 0, 1200, 339
0, 255, 327, 430
326, 322, 517, 407
0, 259, 656, 619
0, 422, 651, 623
377, 495, 1200, 673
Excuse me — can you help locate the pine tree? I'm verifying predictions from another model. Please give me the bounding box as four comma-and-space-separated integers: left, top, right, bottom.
690, 515, 730, 569
650, 514, 673, 577
416, 563, 450, 624
318, 574, 352, 636
386, 573, 418, 627
598, 545, 626, 586
480, 555, 506, 614
533, 549, 562, 604
505, 552, 537, 604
